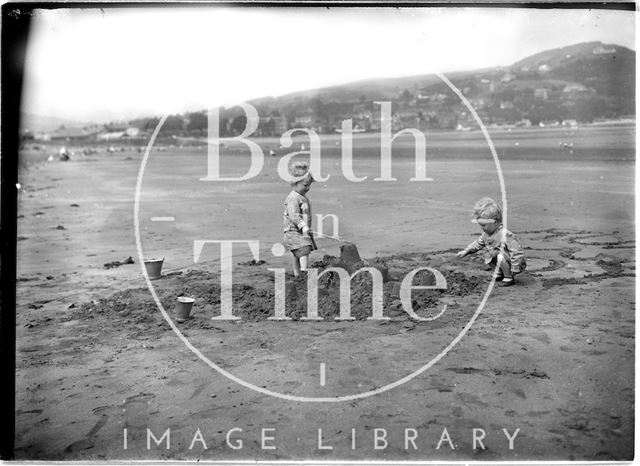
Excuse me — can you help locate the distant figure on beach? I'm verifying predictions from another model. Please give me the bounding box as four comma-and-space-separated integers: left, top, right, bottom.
456, 197, 526, 287
58, 146, 69, 161
48, 146, 70, 162
560, 141, 574, 154
282, 161, 317, 277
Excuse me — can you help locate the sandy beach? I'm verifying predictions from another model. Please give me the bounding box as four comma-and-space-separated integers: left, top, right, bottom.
15, 125, 635, 461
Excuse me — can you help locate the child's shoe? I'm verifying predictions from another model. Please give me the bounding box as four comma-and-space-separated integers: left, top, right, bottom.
498, 277, 515, 287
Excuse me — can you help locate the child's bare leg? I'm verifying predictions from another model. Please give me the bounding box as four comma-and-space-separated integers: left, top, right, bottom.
496, 253, 515, 286
292, 256, 301, 277
299, 255, 309, 272
497, 253, 513, 278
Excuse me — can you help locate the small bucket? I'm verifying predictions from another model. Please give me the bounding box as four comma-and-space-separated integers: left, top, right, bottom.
175, 297, 195, 323
144, 258, 164, 279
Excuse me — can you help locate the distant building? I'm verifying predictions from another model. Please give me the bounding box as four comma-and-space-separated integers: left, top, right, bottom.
97, 131, 125, 141
534, 88, 549, 100
50, 126, 101, 141
456, 123, 472, 132
470, 98, 487, 110
293, 113, 312, 127
593, 45, 616, 55
104, 121, 129, 132
539, 120, 560, 128
563, 83, 588, 93
353, 103, 368, 113
34, 132, 51, 141
257, 115, 288, 137
538, 64, 550, 73
125, 127, 141, 137
562, 119, 578, 129
355, 110, 373, 121
500, 101, 514, 110
271, 116, 288, 134
501, 72, 514, 83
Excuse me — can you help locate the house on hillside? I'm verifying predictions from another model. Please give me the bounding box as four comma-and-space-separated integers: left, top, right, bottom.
539, 120, 560, 128
353, 102, 369, 113
538, 64, 550, 73
562, 119, 578, 129
394, 108, 421, 129
257, 115, 289, 136
534, 88, 549, 100
125, 127, 141, 137
563, 83, 588, 93
593, 45, 616, 55
272, 116, 288, 134
96, 131, 125, 141
34, 132, 51, 141
562, 84, 595, 101
292, 112, 312, 127
470, 98, 488, 110
501, 72, 515, 83
104, 121, 129, 132
50, 126, 102, 141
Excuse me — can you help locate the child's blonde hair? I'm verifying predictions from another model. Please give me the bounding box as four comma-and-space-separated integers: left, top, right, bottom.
473, 197, 502, 223
289, 161, 314, 186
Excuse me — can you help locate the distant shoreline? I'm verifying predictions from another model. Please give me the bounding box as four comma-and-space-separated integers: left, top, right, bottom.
20, 119, 636, 149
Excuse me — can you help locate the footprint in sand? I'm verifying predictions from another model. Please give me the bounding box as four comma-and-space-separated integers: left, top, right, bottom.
188, 381, 210, 400
122, 392, 156, 428
457, 392, 490, 408
62, 405, 115, 454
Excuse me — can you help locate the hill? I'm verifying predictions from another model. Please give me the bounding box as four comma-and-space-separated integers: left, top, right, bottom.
233, 41, 634, 133
21, 113, 89, 133
35, 41, 632, 139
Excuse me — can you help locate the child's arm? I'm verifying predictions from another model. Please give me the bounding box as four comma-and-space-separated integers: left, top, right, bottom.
505, 232, 525, 273
457, 235, 486, 257
285, 195, 310, 234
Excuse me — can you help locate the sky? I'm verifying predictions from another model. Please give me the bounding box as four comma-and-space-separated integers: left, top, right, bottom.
20, 6, 636, 123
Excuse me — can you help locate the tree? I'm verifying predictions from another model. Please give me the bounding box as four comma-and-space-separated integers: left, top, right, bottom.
160, 115, 185, 134
230, 115, 247, 135
572, 95, 609, 122
187, 112, 207, 132
130, 117, 160, 132
310, 97, 326, 118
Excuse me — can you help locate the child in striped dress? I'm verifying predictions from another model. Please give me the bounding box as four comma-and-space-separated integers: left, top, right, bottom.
283, 162, 316, 277
457, 197, 526, 287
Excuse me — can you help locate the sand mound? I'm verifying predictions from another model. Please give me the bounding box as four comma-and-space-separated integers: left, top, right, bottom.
73, 254, 486, 326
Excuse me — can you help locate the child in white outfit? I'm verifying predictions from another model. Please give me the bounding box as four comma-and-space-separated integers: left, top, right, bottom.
457, 197, 526, 286
283, 161, 316, 277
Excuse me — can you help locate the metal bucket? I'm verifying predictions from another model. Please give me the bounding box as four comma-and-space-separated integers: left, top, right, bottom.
175, 297, 195, 323
144, 258, 164, 279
